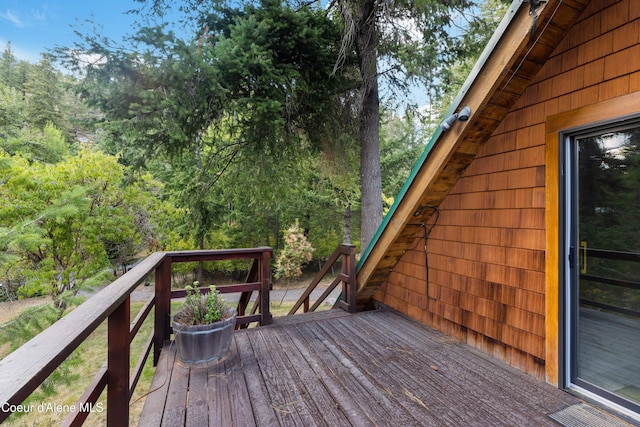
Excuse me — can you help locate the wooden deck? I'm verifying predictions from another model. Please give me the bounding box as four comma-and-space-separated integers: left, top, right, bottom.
140, 309, 584, 426
579, 308, 640, 401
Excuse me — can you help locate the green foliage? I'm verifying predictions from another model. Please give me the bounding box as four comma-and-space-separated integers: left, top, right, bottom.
0, 84, 25, 141
24, 55, 64, 131
67, 0, 349, 159
363, 0, 511, 116
436, 0, 511, 117
204, 286, 223, 324
380, 111, 428, 199
57, 0, 356, 255
0, 301, 81, 420
2, 122, 70, 164
0, 0, 515, 286
0, 147, 166, 303
274, 220, 315, 280
0, 304, 61, 352
0, 43, 96, 156
1, 301, 154, 425
208, 0, 351, 150
0, 43, 28, 90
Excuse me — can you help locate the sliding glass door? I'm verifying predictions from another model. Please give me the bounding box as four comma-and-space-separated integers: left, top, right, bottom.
566, 121, 640, 412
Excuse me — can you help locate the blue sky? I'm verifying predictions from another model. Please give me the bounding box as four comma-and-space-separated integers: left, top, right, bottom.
0, 1, 142, 62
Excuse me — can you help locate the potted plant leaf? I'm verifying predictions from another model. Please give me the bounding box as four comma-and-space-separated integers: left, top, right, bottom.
172, 282, 237, 364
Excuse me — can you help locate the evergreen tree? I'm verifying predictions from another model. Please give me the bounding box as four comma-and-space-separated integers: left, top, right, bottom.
0, 83, 25, 141
380, 111, 426, 199
0, 43, 23, 90
25, 55, 64, 131
0, 44, 17, 87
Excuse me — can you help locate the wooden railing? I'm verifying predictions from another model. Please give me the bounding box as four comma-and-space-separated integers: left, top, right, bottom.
288, 244, 357, 315
579, 247, 640, 317
0, 247, 272, 426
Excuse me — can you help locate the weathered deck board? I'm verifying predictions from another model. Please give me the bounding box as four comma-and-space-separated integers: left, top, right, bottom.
223, 345, 256, 427
247, 328, 315, 426
334, 312, 569, 426
283, 321, 375, 427
185, 365, 208, 427
207, 351, 232, 426
140, 309, 586, 426
317, 317, 479, 426
139, 342, 175, 426
294, 320, 408, 425
161, 354, 189, 427
232, 333, 276, 427
267, 325, 352, 426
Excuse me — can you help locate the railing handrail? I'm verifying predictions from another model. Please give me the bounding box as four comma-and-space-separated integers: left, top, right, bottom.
165, 247, 272, 261
583, 247, 640, 263
0, 247, 273, 426
580, 246, 640, 317
288, 244, 357, 315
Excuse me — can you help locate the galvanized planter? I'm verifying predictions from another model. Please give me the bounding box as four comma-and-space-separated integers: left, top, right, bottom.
172, 308, 237, 364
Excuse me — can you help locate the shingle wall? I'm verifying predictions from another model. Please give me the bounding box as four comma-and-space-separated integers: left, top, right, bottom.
373, 0, 639, 379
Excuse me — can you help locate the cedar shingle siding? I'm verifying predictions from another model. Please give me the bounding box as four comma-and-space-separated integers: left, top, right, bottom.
373, 0, 639, 379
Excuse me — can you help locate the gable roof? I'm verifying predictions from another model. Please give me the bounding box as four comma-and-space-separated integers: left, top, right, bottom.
355, 0, 591, 310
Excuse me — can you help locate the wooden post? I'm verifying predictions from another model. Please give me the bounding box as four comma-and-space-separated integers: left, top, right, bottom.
342, 244, 357, 313
107, 297, 130, 427
260, 248, 272, 326
303, 297, 309, 313
154, 256, 171, 365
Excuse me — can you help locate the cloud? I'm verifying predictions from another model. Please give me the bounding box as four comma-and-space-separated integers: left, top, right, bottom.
31, 8, 47, 22
0, 9, 24, 27
0, 7, 48, 28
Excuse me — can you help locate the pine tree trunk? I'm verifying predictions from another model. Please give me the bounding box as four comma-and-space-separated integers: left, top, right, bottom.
355, 0, 383, 253
343, 205, 351, 244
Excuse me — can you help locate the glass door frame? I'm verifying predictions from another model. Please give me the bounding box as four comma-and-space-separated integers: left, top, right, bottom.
562, 118, 640, 416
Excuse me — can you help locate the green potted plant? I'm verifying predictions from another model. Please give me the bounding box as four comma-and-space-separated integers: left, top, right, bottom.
172, 282, 237, 364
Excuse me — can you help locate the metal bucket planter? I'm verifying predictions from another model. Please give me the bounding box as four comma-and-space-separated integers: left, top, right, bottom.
172, 309, 237, 364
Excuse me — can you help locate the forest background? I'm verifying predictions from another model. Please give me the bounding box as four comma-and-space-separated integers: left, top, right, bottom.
0, 0, 510, 312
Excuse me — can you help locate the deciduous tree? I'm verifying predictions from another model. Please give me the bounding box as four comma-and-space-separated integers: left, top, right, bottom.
0, 148, 159, 311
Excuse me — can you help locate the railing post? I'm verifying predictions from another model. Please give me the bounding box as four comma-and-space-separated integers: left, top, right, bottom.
342, 244, 357, 313
303, 297, 309, 313
107, 297, 130, 427
154, 256, 171, 365
260, 248, 272, 325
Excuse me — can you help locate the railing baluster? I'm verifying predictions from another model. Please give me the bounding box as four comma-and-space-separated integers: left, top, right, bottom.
107, 297, 130, 427
288, 244, 357, 315
242, 259, 259, 315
